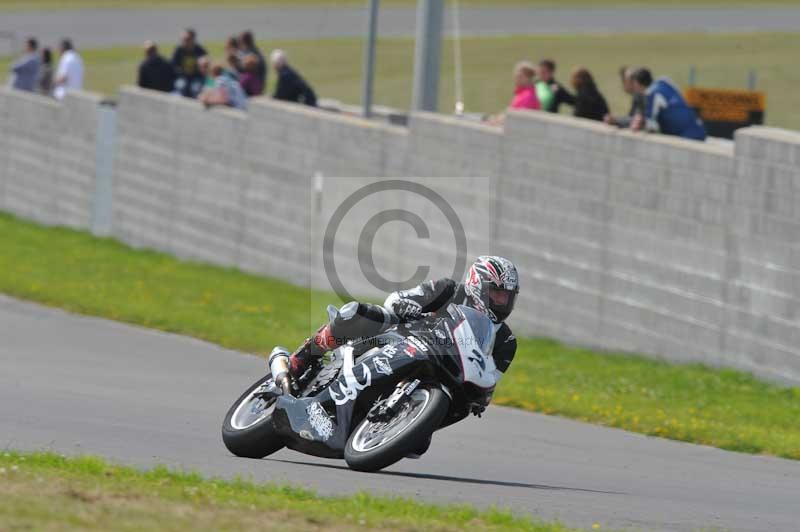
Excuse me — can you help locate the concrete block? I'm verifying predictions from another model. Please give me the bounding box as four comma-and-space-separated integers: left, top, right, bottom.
736, 126, 800, 167
722, 326, 800, 384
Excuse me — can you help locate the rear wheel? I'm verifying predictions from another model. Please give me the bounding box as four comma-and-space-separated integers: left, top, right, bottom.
222, 376, 284, 458
344, 385, 449, 472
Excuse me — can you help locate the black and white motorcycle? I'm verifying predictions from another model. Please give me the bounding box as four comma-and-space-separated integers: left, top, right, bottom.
222, 303, 499, 472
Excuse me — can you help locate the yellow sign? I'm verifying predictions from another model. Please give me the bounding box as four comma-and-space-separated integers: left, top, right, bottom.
684, 87, 765, 123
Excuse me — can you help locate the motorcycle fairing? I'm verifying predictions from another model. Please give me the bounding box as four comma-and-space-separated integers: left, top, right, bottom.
270, 395, 347, 458
272, 337, 427, 458
452, 317, 498, 390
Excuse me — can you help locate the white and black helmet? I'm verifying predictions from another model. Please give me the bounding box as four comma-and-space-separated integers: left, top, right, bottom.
463, 256, 519, 323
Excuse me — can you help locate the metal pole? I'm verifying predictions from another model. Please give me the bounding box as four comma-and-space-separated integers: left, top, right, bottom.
362, 0, 379, 118
91, 102, 117, 237
748, 69, 757, 90
411, 0, 444, 112
688, 65, 696, 86
452, 0, 464, 115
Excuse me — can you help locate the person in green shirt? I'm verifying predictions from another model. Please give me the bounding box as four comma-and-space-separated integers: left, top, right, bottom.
535, 78, 554, 112
197, 55, 215, 90
537, 59, 576, 113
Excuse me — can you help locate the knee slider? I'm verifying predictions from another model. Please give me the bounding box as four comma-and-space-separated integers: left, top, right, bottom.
330, 301, 387, 341
337, 301, 360, 321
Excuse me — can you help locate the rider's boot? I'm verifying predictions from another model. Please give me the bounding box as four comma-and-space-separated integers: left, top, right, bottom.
287, 323, 336, 379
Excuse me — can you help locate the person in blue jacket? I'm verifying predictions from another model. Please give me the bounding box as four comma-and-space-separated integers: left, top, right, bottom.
630, 68, 706, 141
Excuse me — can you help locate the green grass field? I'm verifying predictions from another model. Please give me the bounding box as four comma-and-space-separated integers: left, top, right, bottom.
1, 32, 797, 130
0, 0, 795, 9
0, 452, 573, 531
1, 213, 799, 460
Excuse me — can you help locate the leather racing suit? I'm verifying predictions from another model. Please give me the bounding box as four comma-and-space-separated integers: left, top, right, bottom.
289, 278, 517, 401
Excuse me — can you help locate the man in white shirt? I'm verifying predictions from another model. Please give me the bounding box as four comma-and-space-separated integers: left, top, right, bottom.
53, 38, 84, 100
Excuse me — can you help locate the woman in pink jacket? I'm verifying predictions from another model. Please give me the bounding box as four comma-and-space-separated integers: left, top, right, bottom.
487, 61, 540, 125
509, 61, 541, 111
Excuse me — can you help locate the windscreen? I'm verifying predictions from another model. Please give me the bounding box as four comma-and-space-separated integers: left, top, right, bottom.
457, 305, 496, 357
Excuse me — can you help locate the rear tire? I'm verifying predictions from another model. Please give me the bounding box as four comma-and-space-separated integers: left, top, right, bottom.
222, 376, 285, 459
344, 385, 449, 472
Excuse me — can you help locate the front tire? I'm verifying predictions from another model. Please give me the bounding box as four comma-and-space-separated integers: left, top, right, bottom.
222, 375, 284, 458
344, 385, 449, 472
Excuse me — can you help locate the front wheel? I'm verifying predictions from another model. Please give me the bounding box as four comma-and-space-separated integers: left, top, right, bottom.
344, 385, 449, 472
222, 375, 284, 458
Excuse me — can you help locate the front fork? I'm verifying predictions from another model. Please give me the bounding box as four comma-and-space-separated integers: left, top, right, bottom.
366, 378, 421, 422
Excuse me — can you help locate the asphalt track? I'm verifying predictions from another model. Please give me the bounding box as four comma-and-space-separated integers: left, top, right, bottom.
2, 295, 799, 531
2, 6, 800, 51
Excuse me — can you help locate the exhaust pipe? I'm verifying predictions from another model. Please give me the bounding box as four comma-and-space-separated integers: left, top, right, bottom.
268, 347, 293, 396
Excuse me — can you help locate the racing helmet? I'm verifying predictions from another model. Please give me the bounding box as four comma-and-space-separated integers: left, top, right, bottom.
463, 256, 519, 323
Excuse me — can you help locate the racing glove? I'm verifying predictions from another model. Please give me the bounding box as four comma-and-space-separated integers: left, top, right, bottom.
391, 299, 425, 321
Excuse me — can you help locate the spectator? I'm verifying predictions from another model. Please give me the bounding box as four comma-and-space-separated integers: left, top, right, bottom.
604, 66, 645, 128
199, 63, 247, 111
53, 38, 84, 100
37, 47, 53, 95
485, 61, 540, 126
171, 28, 207, 98
225, 35, 239, 56
535, 74, 554, 112
225, 52, 241, 81
197, 55, 215, 90
570, 67, 609, 122
629, 68, 706, 141
239, 54, 264, 97
537, 59, 575, 113
9, 37, 41, 92
509, 61, 540, 110
137, 40, 176, 93
238, 30, 267, 91
271, 49, 317, 106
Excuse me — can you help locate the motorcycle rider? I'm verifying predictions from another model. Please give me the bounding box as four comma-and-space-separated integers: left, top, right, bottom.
280, 256, 519, 413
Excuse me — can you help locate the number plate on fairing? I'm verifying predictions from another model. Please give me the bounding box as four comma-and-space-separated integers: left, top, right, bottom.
451, 318, 498, 390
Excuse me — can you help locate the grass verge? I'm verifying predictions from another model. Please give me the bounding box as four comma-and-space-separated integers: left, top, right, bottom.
1, 32, 798, 131
1, 213, 799, 459
0, 451, 572, 531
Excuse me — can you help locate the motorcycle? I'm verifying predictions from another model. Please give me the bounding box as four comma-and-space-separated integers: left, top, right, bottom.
221, 303, 499, 472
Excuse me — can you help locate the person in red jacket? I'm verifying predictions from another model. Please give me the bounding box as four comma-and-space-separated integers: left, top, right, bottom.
509, 61, 541, 111
487, 61, 540, 125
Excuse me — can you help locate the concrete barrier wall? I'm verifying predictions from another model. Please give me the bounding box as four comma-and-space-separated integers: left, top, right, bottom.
113, 88, 250, 270
726, 127, 800, 380
0, 88, 101, 229
503, 111, 735, 367
2, 85, 800, 383
112, 88, 413, 288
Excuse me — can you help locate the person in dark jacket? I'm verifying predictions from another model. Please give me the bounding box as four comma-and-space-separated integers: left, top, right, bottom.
270, 49, 317, 107
570, 67, 609, 122
238, 30, 267, 92
171, 28, 207, 98
37, 47, 53, 95
9, 37, 40, 92
138, 41, 176, 93
538, 59, 575, 113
